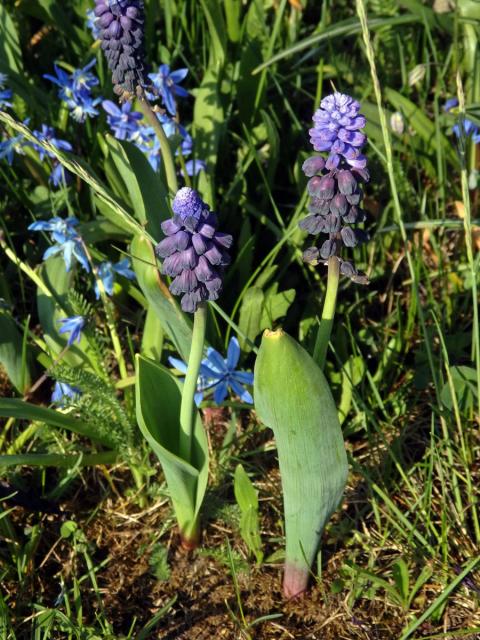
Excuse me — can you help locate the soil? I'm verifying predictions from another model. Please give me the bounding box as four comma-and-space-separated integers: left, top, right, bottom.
3, 458, 480, 640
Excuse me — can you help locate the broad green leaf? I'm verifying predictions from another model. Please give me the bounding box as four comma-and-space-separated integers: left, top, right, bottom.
131, 235, 192, 362
441, 365, 478, 413
105, 135, 169, 240
238, 287, 264, 352
224, 0, 241, 42
234, 463, 259, 512
234, 464, 263, 564
0, 5, 22, 73
199, 0, 227, 66
135, 355, 208, 543
0, 313, 33, 393
338, 356, 366, 426
141, 307, 164, 361
260, 285, 295, 328
237, 1, 268, 123
193, 67, 225, 205
392, 558, 410, 605
254, 329, 348, 597
0, 399, 114, 447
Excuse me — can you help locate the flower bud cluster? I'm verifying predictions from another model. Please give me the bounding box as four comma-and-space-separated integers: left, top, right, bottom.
299, 92, 370, 284
94, 0, 146, 97
156, 188, 232, 313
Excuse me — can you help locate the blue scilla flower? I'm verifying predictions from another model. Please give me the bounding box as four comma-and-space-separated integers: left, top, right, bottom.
32, 125, 73, 187
444, 97, 480, 144
0, 73, 12, 108
44, 61, 101, 123
0, 133, 27, 165
182, 159, 207, 177
32, 125, 73, 161
49, 163, 72, 188
133, 115, 203, 174
51, 381, 81, 406
94, 258, 136, 298
310, 92, 367, 170
28, 216, 79, 240
169, 337, 254, 406
28, 216, 90, 272
58, 315, 85, 346
68, 89, 101, 123
452, 119, 480, 144
102, 100, 143, 140
148, 64, 189, 116
86, 8, 102, 39
444, 97, 459, 112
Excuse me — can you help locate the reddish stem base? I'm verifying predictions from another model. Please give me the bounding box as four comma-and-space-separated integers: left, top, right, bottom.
283, 563, 309, 600
180, 523, 201, 551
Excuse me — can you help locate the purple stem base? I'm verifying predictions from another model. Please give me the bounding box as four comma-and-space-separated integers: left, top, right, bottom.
283, 562, 309, 599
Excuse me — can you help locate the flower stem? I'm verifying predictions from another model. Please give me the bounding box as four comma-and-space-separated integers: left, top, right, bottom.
136, 87, 178, 196
179, 304, 207, 462
313, 256, 340, 370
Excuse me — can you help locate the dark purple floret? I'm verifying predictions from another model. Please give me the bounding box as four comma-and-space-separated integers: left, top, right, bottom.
299, 92, 370, 284
156, 188, 232, 313
94, 0, 146, 97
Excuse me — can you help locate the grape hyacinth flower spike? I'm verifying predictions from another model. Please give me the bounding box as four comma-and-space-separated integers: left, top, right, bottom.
94, 0, 147, 98
156, 187, 232, 313
301, 91, 370, 282
299, 91, 371, 368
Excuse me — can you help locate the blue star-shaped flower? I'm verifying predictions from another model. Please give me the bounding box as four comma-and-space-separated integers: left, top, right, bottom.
28, 216, 89, 272
86, 8, 101, 40
102, 100, 143, 140
58, 315, 85, 346
51, 381, 81, 406
94, 258, 136, 299
148, 64, 189, 116
0, 72, 12, 108
32, 125, 73, 161
44, 61, 100, 123
452, 118, 480, 144
0, 134, 27, 165
49, 163, 72, 188
169, 337, 254, 406
28, 216, 79, 240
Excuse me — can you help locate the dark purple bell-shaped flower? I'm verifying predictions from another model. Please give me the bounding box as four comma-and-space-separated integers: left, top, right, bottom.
156, 187, 232, 313
94, 0, 146, 97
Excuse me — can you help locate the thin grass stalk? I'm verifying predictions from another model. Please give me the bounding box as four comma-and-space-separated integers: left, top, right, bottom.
431, 311, 480, 542
355, 0, 467, 528
456, 72, 480, 420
